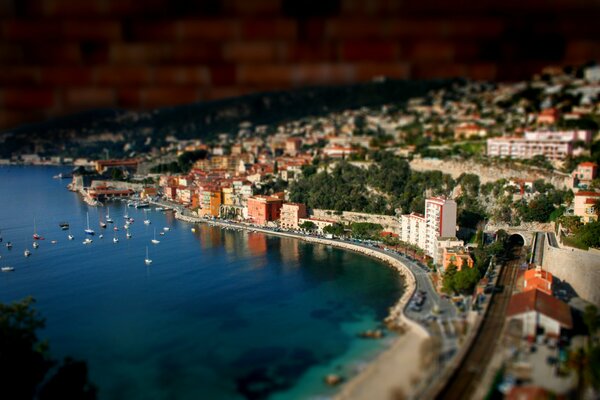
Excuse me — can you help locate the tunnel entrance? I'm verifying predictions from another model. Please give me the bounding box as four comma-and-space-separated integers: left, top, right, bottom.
507, 233, 525, 247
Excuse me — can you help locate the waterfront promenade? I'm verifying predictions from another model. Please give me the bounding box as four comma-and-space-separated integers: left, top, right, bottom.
156, 200, 456, 399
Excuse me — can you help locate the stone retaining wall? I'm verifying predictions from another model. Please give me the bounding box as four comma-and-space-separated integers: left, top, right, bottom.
311, 209, 401, 235
542, 235, 600, 306
410, 158, 571, 189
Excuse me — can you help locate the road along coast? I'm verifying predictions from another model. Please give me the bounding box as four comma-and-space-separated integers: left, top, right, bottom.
174, 211, 433, 399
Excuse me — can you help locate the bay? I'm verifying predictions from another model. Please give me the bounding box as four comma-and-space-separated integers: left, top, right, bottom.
0, 166, 404, 400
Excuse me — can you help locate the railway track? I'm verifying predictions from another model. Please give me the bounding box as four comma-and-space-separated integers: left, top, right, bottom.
435, 246, 522, 400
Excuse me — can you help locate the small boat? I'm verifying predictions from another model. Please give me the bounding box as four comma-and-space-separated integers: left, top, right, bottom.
51, 240, 57, 244
68, 234, 74, 240
59, 222, 69, 230
136, 202, 150, 209
1, 266, 14, 272
84, 212, 95, 236
33, 218, 44, 240
155, 207, 164, 211
24, 249, 31, 257
32, 242, 39, 249
128, 218, 135, 223
126, 230, 132, 239
124, 214, 129, 219
83, 238, 93, 245
191, 227, 196, 233
115, 225, 120, 231
163, 227, 171, 231
5, 242, 12, 249
144, 219, 151, 225
99, 234, 104, 239
144, 246, 152, 265
100, 221, 107, 229
106, 207, 113, 223
113, 232, 119, 243
159, 232, 165, 236
151, 229, 160, 244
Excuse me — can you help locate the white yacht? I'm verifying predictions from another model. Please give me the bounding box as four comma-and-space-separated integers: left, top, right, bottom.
32, 242, 39, 249
24, 249, 31, 257
83, 238, 93, 245
1, 266, 14, 272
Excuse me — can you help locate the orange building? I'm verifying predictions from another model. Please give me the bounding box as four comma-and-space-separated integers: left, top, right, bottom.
247, 195, 283, 225
442, 247, 474, 271
523, 267, 553, 295
199, 187, 222, 217
536, 108, 559, 125
95, 158, 139, 174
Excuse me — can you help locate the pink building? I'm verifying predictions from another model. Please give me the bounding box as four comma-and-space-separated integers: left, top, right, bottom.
247, 195, 283, 225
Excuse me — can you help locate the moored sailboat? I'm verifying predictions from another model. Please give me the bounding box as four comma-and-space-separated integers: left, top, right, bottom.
144, 246, 152, 265
33, 218, 44, 240
106, 207, 113, 223
84, 212, 95, 236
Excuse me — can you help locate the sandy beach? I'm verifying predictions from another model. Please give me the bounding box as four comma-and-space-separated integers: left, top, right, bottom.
336, 323, 430, 400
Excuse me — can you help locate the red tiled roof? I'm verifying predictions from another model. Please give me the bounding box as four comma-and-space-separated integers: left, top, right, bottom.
575, 191, 600, 197
507, 289, 572, 329
507, 385, 551, 400
579, 161, 598, 167
523, 268, 552, 282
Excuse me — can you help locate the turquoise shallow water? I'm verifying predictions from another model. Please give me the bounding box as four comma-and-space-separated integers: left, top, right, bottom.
0, 166, 403, 400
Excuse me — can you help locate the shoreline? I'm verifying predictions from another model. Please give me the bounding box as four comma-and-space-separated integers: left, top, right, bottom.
172, 209, 433, 399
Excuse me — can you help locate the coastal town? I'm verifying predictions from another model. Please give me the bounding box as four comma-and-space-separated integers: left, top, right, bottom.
3, 64, 600, 399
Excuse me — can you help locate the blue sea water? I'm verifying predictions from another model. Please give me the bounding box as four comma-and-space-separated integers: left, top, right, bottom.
0, 166, 404, 400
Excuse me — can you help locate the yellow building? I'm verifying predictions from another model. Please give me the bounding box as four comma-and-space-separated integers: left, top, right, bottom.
574, 191, 600, 224
222, 187, 234, 206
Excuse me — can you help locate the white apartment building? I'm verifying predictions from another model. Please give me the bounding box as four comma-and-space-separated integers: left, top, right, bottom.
401, 212, 427, 251
487, 130, 592, 161
400, 197, 457, 258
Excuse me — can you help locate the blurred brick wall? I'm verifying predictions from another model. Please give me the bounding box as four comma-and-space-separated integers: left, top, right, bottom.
0, 0, 599, 130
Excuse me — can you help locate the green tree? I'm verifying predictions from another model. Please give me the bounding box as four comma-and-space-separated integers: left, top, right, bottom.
0, 297, 97, 400
111, 168, 124, 181
442, 264, 458, 294
350, 222, 383, 239
299, 221, 317, 231
323, 223, 345, 237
